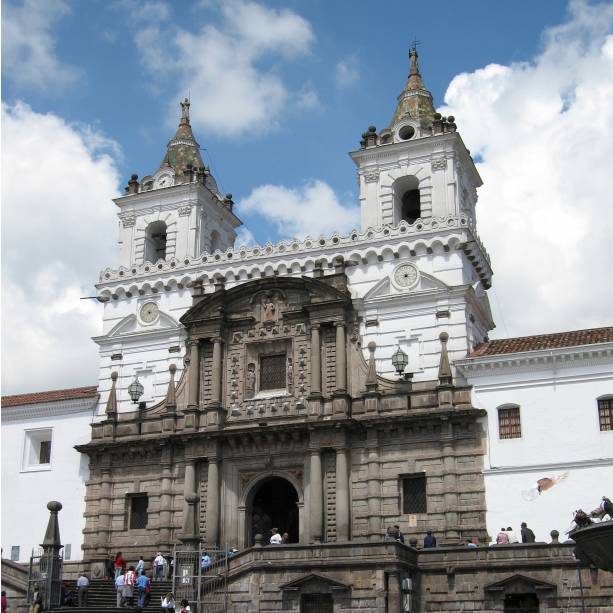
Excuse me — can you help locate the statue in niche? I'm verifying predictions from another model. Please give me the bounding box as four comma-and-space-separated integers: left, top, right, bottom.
245, 363, 256, 399
286, 357, 294, 393
262, 294, 276, 322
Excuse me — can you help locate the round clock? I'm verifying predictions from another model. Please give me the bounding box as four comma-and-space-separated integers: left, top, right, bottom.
393, 263, 419, 289
156, 174, 172, 189
140, 302, 159, 324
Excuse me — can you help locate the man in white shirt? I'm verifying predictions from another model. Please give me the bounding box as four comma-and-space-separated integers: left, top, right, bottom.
76, 574, 89, 608
153, 552, 165, 581
115, 573, 125, 608
270, 528, 282, 545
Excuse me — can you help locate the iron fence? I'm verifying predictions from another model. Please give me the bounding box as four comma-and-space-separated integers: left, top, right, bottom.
27, 549, 63, 610
172, 544, 229, 613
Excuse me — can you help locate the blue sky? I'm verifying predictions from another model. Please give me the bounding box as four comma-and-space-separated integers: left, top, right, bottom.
2, 0, 613, 393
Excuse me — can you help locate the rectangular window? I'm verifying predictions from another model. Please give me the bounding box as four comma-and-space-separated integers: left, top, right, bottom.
129, 495, 149, 530
64, 544, 72, 561
498, 406, 522, 439
22, 429, 53, 470
11, 546, 20, 561
259, 354, 286, 391
401, 474, 427, 514
598, 398, 613, 431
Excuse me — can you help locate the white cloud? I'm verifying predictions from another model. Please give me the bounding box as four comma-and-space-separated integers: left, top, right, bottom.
1, 0, 77, 91
1, 102, 121, 394
126, 0, 316, 136
335, 56, 360, 88
296, 81, 320, 110
235, 226, 256, 247
238, 180, 359, 239
440, 0, 613, 337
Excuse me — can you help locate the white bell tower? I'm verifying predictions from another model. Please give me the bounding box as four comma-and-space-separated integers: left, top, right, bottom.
350, 48, 481, 232
114, 99, 242, 268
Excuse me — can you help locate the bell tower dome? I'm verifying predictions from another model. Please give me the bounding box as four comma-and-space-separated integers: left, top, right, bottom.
350, 47, 481, 233
113, 99, 242, 268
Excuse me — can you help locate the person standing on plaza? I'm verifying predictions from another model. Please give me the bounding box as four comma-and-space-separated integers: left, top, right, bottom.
496, 528, 509, 544
506, 526, 519, 543
521, 522, 536, 543
423, 530, 437, 548
269, 528, 282, 544
135, 570, 150, 609
153, 551, 166, 581
76, 573, 89, 608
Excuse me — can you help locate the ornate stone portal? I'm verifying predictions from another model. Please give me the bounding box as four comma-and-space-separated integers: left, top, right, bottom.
78, 267, 488, 568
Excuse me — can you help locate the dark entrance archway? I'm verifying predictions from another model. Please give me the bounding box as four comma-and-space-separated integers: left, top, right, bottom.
248, 476, 299, 545
504, 593, 539, 613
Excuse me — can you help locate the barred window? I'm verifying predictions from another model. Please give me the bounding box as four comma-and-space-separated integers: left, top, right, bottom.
498, 405, 521, 439
598, 397, 613, 431
129, 494, 148, 530
401, 474, 427, 514
39, 440, 52, 464
260, 354, 286, 391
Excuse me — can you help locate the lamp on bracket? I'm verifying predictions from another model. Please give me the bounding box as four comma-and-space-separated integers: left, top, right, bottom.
128, 375, 145, 406
391, 346, 413, 383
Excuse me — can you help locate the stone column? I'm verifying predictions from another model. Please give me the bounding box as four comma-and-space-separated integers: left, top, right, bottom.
335, 322, 347, 392
441, 420, 460, 543
211, 337, 222, 405
367, 431, 381, 540
310, 324, 321, 395
205, 458, 220, 546
335, 448, 350, 541
184, 461, 197, 498
386, 572, 402, 613
158, 463, 173, 547
309, 449, 323, 541
95, 469, 112, 556
187, 340, 200, 409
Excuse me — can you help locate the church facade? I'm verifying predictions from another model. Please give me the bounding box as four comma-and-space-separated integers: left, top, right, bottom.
72, 50, 612, 611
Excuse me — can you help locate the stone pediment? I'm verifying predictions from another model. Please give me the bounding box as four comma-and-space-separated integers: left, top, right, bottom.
485, 574, 556, 594
103, 311, 182, 339
363, 271, 449, 300
180, 275, 350, 325
280, 572, 351, 592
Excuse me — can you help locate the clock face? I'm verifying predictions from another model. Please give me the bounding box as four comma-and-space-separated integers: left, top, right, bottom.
156, 174, 172, 188
393, 264, 419, 289
140, 302, 159, 324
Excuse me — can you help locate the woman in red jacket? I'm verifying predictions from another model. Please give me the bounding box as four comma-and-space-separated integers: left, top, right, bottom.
114, 552, 126, 579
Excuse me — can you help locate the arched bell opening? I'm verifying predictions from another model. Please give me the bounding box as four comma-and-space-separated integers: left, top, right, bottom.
393, 175, 421, 225
144, 220, 167, 262
245, 476, 299, 546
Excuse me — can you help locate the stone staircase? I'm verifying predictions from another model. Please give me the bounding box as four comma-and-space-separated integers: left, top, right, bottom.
54, 579, 173, 612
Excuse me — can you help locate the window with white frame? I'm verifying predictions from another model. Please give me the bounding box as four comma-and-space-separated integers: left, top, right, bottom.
22, 428, 53, 470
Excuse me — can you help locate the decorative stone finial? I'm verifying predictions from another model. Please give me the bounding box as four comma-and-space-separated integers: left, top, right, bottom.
42, 500, 63, 549
366, 341, 378, 390
126, 174, 139, 195
165, 364, 177, 413
438, 332, 453, 386
105, 371, 118, 418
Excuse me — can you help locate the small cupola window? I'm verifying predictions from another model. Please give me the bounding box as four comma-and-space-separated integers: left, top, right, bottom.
144, 221, 167, 262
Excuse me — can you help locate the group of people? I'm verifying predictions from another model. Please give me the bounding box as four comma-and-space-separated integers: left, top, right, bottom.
269, 528, 290, 545
112, 551, 171, 583
161, 593, 192, 612
114, 565, 151, 609
383, 525, 405, 543
495, 522, 535, 545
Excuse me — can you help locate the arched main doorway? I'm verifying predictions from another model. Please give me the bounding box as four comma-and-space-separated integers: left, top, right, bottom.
248, 476, 299, 545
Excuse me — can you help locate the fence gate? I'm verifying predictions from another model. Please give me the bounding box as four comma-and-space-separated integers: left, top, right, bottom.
27, 548, 63, 610
173, 545, 229, 613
